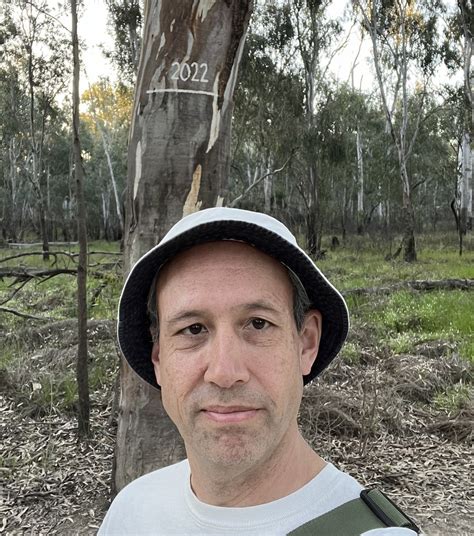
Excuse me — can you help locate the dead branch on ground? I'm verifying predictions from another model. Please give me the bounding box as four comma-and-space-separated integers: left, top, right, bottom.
0, 306, 52, 321
343, 279, 474, 297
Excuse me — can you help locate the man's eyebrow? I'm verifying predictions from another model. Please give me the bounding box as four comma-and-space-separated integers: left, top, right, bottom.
164, 301, 284, 325
164, 310, 206, 326
240, 301, 283, 315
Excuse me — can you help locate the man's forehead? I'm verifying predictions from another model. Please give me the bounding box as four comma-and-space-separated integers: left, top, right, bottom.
156, 240, 286, 283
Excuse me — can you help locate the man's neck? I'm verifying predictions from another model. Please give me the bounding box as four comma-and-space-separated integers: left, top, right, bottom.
188, 433, 326, 507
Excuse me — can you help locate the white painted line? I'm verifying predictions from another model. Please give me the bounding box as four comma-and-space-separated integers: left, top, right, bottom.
146, 88, 217, 97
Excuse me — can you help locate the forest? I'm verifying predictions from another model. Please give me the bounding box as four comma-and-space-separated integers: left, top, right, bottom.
1, 1, 473, 535
1, 0, 472, 257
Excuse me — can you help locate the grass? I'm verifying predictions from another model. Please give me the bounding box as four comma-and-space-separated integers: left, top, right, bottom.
433, 382, 472, 412
318, 231, 474, 290
365, 290, 474, 361
0, 233, 472, 415
315, 232, 474, 363
0, 241, 121, 415
0, 241, 122, 330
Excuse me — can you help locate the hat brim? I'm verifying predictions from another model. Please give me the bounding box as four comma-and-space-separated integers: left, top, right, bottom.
118, 220, 349, 389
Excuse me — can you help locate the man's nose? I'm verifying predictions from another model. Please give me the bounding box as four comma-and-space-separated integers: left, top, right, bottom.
203, 327, 250, 388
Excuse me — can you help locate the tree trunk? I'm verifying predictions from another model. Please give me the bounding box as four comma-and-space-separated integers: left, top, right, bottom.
458, 1, 473, 253
263, 156, 273, 213
99, 127, 124, 233
71, 0, 90, 440
306, 164, 321, 257
460, 132, 471, 235
356, 127, 364, 234
27, 31, 50, 262
354, 0, 425, 263
115, 0, 253, 493
401, 200, 416, 263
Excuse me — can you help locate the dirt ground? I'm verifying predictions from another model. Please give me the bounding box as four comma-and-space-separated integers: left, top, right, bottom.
1, 321, 472, 535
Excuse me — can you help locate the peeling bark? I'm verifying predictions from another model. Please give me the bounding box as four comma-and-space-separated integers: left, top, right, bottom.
115, 0, 253, 492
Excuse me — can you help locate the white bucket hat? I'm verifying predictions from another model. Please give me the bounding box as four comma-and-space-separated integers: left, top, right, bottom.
118, 207, 349, 389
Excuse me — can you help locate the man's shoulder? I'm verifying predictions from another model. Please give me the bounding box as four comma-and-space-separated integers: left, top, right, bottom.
118, 458, 189, 496
310, 462, 364, 510
98, 459, 189, 535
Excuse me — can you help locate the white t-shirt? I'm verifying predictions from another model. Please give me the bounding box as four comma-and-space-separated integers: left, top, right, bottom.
98, 460, 416, 536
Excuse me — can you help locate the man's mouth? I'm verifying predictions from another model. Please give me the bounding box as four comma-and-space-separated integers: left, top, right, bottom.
201, 406, 260, 423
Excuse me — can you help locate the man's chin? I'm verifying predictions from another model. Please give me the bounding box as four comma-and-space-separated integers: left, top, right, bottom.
191, 428, 266, 468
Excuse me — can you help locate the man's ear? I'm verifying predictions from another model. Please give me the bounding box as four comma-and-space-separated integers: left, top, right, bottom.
299, 310, 322, 376
151, 341, 161, 386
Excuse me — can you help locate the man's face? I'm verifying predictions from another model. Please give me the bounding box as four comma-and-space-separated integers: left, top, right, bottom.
152, 241, 321, 471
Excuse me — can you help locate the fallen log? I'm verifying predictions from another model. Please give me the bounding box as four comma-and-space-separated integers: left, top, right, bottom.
343, 279, 474, 297
3, 241, 78, 248
0, 251, 121, 264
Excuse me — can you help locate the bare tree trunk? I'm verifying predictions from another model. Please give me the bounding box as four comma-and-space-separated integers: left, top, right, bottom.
8, 139, 21, 242
306, 164, 321, 256
458, 1, 473, 254
263, 173, 272, 212
353, 0, 427, 262
99, 127, 124, 233
115, 0, 253, 493
26, 28, 50, 262
356, 127, 364, 234
71, 0, 90, 440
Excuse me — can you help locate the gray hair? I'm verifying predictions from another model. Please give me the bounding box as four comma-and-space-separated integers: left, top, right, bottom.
147, 266, 311, 343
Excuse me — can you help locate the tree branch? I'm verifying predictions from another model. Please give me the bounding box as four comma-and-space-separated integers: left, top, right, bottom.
0, 268, 77, 281
0, 251, 77, 265
0, 306, 52, 321
228, 150, 297, 208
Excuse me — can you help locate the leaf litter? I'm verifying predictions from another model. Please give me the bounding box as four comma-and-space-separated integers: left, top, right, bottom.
1, 321, 472, 535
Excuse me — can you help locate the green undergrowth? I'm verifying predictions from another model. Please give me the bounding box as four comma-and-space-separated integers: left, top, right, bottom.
318, 241, 474, 291
0, 241, 121, 415
316, 232, 474, 364
365, 290, 474, 362
1, 234, 473, 415
433, 382, 471, 411
0, 241, 122, 331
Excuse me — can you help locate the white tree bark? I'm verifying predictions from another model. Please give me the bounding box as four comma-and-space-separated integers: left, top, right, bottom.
115, 0, 253, 493
352, 0, 431, 261
356, 127, 364, 231
99, 128, 124, 232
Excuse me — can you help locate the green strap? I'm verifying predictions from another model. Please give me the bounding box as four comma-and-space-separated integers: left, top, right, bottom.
288, 497, 386, 536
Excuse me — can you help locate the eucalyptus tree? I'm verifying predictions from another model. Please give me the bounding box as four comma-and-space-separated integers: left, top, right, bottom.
0, 65, 29, 242
71, 0, 90, 440
115, 0, 253, 492
81, 81, 133, 238
409, 95, 458, 231
444, 0, 474, 253
312, 84, 388, 236
232, 0, 344, 253
352, 0, 445, 261
292, 0, 343, 256
456, 1, 473, 245
230, 25, 305, 218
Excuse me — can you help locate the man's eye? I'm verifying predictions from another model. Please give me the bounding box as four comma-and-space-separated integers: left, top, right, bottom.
182, 323, 206, 335
251, 318, 268, 330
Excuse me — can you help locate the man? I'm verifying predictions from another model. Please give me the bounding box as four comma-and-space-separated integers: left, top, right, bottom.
100, 207, 419, 535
